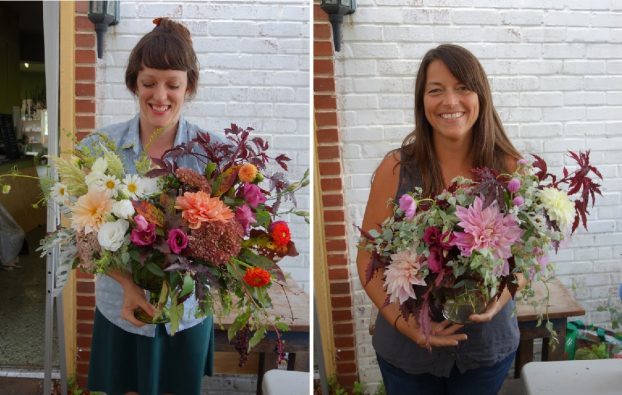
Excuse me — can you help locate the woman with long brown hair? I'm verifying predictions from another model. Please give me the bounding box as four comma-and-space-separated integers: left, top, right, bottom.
357, 44, 526, 394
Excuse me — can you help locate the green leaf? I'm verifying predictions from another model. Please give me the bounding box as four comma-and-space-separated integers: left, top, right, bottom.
146, 262, 165, 277
168, 303, 184, 335
228, 310, 251, 341
205, 162, 217, 179
274, 322, 289, 332
249, 326, 267, 349
238, 249, 274, 269
255, 210, 270, 228
180, 274, 194, 298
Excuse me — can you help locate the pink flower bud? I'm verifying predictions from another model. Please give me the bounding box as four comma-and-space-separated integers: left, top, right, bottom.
508, 178, 521, 193
512, 196, 524, 207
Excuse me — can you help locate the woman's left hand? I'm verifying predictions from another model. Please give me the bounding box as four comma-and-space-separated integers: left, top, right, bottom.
468, 296, 504, 323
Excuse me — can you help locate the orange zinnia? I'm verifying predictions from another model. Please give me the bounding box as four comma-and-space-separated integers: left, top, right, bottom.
238, 163, 258, 183
175, 191, 234, 229
243, 267, 271, 287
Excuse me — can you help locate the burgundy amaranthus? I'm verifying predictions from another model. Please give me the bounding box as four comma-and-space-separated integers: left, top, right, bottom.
187, 220, 244, 265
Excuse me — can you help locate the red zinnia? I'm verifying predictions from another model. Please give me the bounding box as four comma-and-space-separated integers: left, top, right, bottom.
243, 267, 271, 287
270, 221, 291, 247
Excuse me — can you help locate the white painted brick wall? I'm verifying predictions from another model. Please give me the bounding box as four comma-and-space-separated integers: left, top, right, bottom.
335, 2, 622, 390
95, 0, 310, 292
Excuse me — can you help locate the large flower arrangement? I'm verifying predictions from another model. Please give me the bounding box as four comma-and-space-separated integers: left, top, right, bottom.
359, 151, 602, 343
33, 125, 308, 364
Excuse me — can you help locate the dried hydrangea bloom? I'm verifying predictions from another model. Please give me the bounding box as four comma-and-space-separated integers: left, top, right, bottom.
76, 230, 101, 273
187, 220, 243, 266
175, 167, 211, 193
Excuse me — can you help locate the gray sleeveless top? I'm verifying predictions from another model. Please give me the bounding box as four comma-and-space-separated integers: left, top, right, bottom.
372, 158, 520, 377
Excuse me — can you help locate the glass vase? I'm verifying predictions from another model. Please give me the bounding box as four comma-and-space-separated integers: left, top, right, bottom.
442, 288, 488, 324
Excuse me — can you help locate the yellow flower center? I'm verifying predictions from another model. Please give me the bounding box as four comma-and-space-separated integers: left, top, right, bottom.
106, 180, 115, 189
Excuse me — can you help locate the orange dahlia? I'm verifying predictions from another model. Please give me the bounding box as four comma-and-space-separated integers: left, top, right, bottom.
175, 191, 234, 229
71, 188, 113, 234
243, 267, 271, 287
238, 163, 258, 183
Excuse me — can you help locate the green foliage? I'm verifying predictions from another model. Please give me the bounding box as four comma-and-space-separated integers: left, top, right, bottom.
575, 342, 609, 360
327, 376, 367, 395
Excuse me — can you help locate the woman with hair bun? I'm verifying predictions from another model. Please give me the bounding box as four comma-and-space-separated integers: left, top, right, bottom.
85, 18, 216, 395
357, 44, 527, 395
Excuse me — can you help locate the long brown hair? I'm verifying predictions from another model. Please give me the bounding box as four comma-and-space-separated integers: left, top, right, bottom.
125, 18, 199, 97
400, 44, 520, 197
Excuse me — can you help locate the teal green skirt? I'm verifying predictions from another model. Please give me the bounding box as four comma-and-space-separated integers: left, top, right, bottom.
88, 308, 214, 395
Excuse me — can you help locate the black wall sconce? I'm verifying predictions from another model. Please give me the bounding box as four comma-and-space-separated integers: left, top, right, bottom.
320, 0, 357, 52
88, 1, 120, 59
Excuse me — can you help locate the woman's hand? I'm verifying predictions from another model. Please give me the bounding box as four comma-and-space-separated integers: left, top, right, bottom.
468, 297, 503, 323
108, 270, 157, 327
401, 315, 468, 348
469, 273, 529, 323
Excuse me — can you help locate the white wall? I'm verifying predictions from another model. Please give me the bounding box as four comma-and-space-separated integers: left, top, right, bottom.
336, 1, 622, 389
95, 0, 310, 291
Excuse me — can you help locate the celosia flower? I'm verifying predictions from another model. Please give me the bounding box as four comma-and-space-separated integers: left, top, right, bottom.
384, 249, 426, 304
538, 187, 575, 231
398, 194, 417, 220
243, 267, 271, 287
175, 167, 211, 193
175, 191, 234, 229
238, 163, 258, 183
241, 183, 266, 208
507, 178, 521, 193
167, 228, 188, 254
235, 204, 256, 234
452, 196, 523, 262
270, 221, 291, 247
187, 220, 243, 265
71, 188, 113, 234
130, 215, 156, 246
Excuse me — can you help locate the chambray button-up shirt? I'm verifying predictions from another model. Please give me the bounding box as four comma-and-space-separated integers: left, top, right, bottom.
84, 114, 220, 336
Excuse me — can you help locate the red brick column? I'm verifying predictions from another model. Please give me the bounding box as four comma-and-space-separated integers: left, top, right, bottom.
74, 0, 97, 388
314, 2, 358, 389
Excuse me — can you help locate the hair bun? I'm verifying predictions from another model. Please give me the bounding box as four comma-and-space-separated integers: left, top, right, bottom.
152, 17, 192, 46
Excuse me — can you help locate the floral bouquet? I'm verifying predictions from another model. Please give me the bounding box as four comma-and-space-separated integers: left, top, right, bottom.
29, 124, 308, 364
359, 151, 602, 342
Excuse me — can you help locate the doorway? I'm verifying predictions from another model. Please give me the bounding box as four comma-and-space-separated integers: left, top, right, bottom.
0, 0, 57, 383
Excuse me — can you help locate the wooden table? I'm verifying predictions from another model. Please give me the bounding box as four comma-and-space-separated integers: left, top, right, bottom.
515, 278, 585, 378
214, 279, 309, 394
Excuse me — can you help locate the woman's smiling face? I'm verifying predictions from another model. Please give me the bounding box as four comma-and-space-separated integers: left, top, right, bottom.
136, 67, 188, 132
423, 59, 480, 144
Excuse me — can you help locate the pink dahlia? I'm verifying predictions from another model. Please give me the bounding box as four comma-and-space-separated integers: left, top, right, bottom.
384, 249, 426, 304
452, 196, 523, 262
